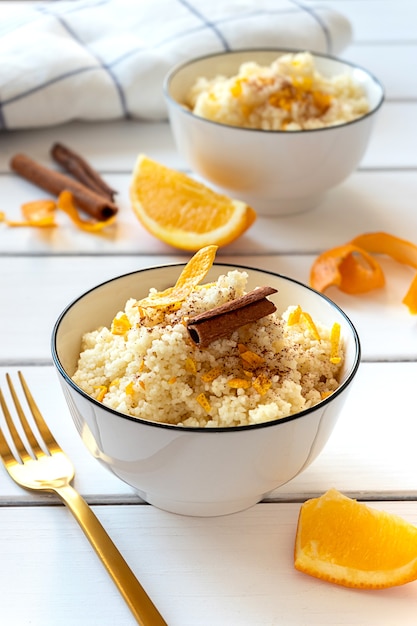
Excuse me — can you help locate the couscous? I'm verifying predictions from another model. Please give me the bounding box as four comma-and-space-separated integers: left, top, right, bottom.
186, 51, 369, 131
72, 264, 344, 428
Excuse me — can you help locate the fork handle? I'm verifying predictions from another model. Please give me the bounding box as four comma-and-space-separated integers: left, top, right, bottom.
54, 484, 168, 626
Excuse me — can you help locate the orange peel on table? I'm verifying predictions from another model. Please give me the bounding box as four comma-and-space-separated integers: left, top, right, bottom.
57, 190, 117, 232
5, 199, 57, 227
4, 192, 117, 232
310, 232, 417, 314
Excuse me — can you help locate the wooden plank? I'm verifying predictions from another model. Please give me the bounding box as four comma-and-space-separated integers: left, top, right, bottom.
343, 43, 417, 100
0, 501, 417, 625
0, 255, 414, 362
1, 169, 417, 255
315, 0, 417, 42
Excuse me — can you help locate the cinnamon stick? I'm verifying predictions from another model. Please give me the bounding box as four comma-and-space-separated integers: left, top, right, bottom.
10, 153, 118, 221
187, 286, 277, 347
50, 142, 117, 201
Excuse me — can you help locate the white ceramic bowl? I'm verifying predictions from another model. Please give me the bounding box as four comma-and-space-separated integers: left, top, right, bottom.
164, 48, 384, 216
52, 264, 360, 517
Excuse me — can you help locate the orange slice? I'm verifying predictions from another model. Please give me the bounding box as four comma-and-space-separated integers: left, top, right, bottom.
294, 488, 417, 589
130, 154, 256, 251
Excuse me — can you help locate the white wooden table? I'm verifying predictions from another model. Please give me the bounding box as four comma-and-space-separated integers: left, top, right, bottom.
1, 1, 417, 624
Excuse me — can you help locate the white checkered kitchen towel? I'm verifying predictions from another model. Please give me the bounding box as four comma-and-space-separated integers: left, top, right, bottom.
0, 0, 352, 130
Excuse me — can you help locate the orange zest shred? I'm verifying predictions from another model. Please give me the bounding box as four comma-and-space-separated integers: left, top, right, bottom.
330, 322, 342, 365
230, 77, 245, 97
310, 232, 417, 314
252, 373, 272, 396
286, 307, 339, 365
227, 378, 251, 389
240, 350, 265, 369
6, 199, 57, 228
321, 390, 333, 400
125, 382, 135, 396
287, 305, 302, 325
196, 392, 211, 412
185, 357, 197, 374
57, 190, 117, 231
201, 367, 222, 383
300, 311, 321, 341
93, 385, 108, 402
111, 314, 131, 335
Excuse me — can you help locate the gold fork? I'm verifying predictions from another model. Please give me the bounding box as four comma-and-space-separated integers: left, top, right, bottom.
0, 371, 167, 626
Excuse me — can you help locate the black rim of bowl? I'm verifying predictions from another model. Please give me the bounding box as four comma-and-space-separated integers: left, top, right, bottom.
51, 263, 361, 433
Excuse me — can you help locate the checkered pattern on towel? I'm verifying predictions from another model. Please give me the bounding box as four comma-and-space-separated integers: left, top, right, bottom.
0, 0, 352, 129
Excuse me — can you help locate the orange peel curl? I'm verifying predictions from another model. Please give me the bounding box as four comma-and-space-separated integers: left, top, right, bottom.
310, 243, 385, 295
57, 190, 117, 232
310, 232, 417, 314
6, 199, 57, 227
137, 245, 218, 309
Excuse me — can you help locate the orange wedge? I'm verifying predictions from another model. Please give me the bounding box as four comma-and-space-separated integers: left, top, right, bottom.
130, 154, 256, 251
294, 488, 417, 589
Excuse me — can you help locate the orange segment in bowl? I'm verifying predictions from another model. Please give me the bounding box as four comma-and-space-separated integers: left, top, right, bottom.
294, 488, 417, 589
130, 154, 256, 251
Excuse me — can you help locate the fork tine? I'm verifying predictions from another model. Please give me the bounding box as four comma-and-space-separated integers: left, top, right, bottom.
0, 388, 22, 465
17, 371, 61, 455
0, 380, 35, 463
5, 372, 46, 459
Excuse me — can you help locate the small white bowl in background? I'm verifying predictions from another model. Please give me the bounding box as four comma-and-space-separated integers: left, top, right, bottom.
164, 49, 384, 216
52, 264, 360, 517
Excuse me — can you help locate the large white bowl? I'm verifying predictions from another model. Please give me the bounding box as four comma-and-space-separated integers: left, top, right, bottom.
52, 264, 360, 517
164, 48, 384, 216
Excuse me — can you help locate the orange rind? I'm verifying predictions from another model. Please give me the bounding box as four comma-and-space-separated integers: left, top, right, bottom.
310, 232, 417, 314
